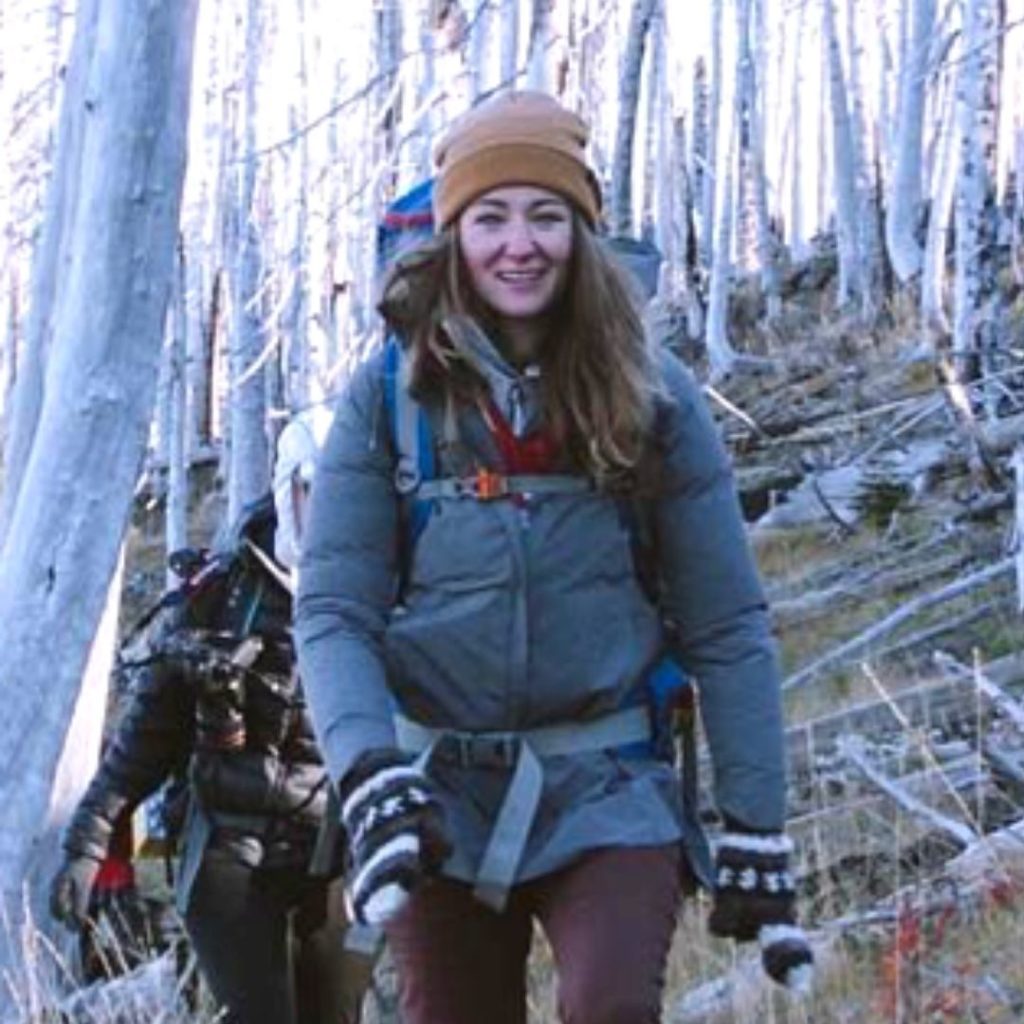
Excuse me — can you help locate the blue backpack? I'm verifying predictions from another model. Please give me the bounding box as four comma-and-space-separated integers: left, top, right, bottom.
375, 181, 694, 770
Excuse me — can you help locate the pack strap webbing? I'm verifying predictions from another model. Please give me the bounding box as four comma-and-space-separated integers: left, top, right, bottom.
417, 470, 592, 502
395, 705, 652, 912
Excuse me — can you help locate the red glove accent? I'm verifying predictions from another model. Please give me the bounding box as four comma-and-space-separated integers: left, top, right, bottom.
93, 856, 135, 893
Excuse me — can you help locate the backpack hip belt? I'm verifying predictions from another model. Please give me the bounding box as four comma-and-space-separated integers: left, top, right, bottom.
394, 705, 651, 912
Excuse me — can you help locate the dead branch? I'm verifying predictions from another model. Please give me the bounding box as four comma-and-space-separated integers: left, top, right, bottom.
790, 753, 988, 876
982, 742, 1024, 803
782, 558, 1015, 691
771, 549, 974, 630
932, 650, 1024, 733
836, 734, 978, 848
869, 600, 997, 663
703, 385, 771, 439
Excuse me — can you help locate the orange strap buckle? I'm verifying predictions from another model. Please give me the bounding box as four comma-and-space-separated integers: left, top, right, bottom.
473, 468, 509, 500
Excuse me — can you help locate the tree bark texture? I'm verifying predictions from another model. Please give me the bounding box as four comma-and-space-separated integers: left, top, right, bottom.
953, 0, 998, 369
886, 0, 936, 281
0, 0, 199, 921
609, 0, 656, 237
0, 0, 100, 547
228, 0, 271, 523
822, 0, 867, 310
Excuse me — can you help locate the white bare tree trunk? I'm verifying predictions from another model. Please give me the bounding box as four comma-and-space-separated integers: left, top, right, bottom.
822, 0, 867, 310
640, 0, 666, 248
0, 0, 198, 924
705, 103, 739, 379
922, 80, 958, 333
0, 0, 99, 547
735, 0, 758, 273
1, 276, 20, 459
283, 0, 312, 409
609, 0, 656, 237
410, 0, 439, 183
525, 0, 558, 93
470, 0, 501, 98
785, 0, 808, 256
886, 0, 936, 282
228, 0, 271, 523
501, 0, 522, 87
700, 0, 724, 264
166, 241, 189, 581
736, 0, 781, 316
844, 0, 882, 313
691, 56, 709, 249
953, 0, 997, 376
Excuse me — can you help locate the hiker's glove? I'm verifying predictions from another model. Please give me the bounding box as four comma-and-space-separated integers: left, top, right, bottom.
86, 854, 137, 916
49, 853, 102, 929
339, 749, 451, 927
708, 831, 814, 993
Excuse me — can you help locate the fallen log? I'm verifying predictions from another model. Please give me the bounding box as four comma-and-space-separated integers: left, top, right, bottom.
789, 753, 991, 876
782, 558, 1016, 691
837, 735, 977, 848
933, 650, 1024, 733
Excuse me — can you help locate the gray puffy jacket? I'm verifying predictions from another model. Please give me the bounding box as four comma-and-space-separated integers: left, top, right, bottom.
296, 339, 785, 890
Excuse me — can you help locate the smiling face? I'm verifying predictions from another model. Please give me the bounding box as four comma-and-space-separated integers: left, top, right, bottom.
457, 185, 574, 340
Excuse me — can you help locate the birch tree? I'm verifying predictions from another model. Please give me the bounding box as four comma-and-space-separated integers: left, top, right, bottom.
639, 0, 666, 248
525, 0, 559, 93
0, 0, 99, 547
886, 0, 936, 282
166, 241, 189, 582
0, 0, 199, 922
609, 0, 656, 237
227, 0, 271, 523
470, 0, 501, 98
735, 0, 781, 316
700, 0, 724, 264
783, 0, 808, 256
922, 79, 958, 332
282, 0, 312, 409
822, 0, 867, 311
953, 0, 998, 379
501, 0, 522, 87
844, 0, 883, 310
705, 85, 739, 378
691, 56, 709, 242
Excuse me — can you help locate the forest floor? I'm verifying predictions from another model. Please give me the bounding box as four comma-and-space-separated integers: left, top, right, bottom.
652, 301, 1024, 1024
102, 289, 1024, 1023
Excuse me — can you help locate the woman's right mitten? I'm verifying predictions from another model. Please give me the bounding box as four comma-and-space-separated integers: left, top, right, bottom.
707, 830, 814, 993
339, 749, 451, 927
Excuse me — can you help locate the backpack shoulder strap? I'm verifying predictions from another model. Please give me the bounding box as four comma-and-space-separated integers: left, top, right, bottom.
382, 336, 436, 551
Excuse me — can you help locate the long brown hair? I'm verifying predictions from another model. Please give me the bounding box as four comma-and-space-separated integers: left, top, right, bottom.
377, 211, 659, 487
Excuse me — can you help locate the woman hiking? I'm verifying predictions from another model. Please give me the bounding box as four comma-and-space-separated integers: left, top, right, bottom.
296, 89, 813, 1024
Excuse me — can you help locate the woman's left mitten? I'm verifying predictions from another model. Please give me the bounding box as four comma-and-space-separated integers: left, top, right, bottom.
707, 831, 814, 993
339, 749, 450, 927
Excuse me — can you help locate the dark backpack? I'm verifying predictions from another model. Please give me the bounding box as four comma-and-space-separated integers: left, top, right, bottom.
121, 493, 289, 860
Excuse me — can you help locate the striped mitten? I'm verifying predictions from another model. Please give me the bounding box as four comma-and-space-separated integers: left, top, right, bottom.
339, 749, 450, 927
708, 830, 815, 993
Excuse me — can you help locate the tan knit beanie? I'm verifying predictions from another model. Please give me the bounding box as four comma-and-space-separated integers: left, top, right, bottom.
433, 91, 602, 229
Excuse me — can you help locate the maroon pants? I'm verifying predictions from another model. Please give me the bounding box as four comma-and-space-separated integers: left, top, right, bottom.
385, 845, 683, 1024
